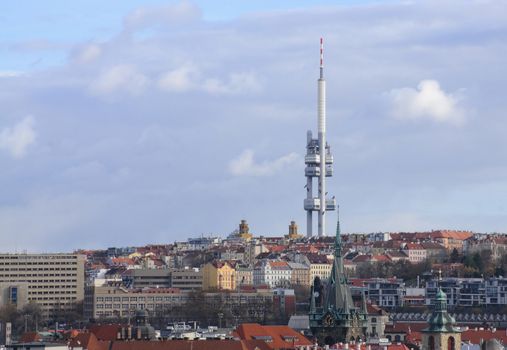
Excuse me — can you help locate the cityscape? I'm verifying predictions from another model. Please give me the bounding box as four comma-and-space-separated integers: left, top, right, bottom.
1, 1, 507, 350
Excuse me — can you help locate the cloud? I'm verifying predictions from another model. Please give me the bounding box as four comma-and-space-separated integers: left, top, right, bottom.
89, 64, 149, 96
158, 66, 261, 95
73, 44, 102, 64
229, 149, 299, 176
0, 116, 36, 158
203, 72, 262, 95
124, 1, 201, 31
389, 80, 466, 124
158, 65, 198, 92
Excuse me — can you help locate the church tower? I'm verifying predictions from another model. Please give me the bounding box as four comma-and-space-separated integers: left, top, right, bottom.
309, 211, 367, 345
422, 279, 461, 350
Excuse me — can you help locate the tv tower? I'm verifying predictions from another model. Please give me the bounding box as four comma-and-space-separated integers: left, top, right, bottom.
304, 38, 336, 237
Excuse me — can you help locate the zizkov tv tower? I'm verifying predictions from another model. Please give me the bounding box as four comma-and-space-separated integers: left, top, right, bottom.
304, 38, 336, 237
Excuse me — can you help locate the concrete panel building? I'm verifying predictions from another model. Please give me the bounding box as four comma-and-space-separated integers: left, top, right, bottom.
0, 253, 85, 318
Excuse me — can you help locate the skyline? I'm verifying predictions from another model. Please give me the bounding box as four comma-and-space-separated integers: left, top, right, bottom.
1, 0, 507, 251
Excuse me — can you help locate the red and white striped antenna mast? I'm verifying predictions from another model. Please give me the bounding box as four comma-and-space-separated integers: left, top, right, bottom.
320, 37, 324, 78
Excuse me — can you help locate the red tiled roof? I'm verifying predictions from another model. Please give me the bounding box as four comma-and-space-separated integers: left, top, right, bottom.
234, 323, 312, 349
20, 332, 41, 343
89, 324, 124, 341
462, 329, 507, 345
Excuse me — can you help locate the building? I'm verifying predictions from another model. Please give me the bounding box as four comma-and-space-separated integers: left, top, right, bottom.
0, 283, 28, 310
0, 253, 85, 318
421, 287, 461, 350
306, 254, 332, 283
169, 267, 202, 291
202, 261, 236, 291
285, 221, 303, 240
401, 243, 427, 263
253, 260, 291, 288
84, 285, 185, 319
309, 216, 368, 345
235, 264, 253, 288
287, 262, 310, 286
426, 278, 485, 307
122, 269, 171, 288
365, 279, 406, 308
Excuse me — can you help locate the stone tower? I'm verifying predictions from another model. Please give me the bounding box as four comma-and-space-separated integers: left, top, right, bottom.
422, 288, 461, 350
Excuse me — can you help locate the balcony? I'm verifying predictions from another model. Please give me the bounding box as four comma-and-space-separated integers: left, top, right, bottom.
304, 198, 320, 211
305, 166, 320, 177
305, 154, 320, 164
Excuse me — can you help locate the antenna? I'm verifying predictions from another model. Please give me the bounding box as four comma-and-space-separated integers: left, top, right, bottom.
320, 37, 324, 78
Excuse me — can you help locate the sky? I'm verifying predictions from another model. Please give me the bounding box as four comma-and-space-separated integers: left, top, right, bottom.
1, 0, 506, 252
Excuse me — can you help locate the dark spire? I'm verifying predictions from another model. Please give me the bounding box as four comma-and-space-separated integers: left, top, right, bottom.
335, 206, 342, 259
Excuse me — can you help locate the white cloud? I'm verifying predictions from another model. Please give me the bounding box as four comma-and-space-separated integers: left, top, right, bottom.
389, 80, 466, 124
90, 64, 149, 96
0, 116, 36, 158
0, 71, 25, 78
203, 72, 261, 95
73, 44, 102, 64
124, 1, 201, 31
229, 149, 299, 176
158, 65, 198, 92
158, 66, 261, 95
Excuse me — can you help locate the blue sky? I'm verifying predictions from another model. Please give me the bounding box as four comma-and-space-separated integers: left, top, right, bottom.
1, 0, 506, 251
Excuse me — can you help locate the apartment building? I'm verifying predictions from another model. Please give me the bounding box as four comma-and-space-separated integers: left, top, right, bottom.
0, 254, 85, 317
426, 278, 485, 307
202, 261, 236, 291
84, 285, 185, 319
364, 278, 406, 308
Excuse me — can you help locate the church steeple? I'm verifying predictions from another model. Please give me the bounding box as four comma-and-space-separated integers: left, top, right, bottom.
422, 273, 461, 350
335, 206, 342, 259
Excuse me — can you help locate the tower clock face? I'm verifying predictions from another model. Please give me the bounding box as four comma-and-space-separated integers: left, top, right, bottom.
323, 314, 335, 327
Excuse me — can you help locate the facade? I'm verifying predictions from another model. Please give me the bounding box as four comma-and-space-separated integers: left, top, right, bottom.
122, 268, 171, 288
366, 279, 406, 308
235, 265, 253, 287
170, 267, 202, 291
401, 243, 427, 263
426, 278, 485, 307
0, 283, 28, 310
84, 285, 185, 319
253, 260, 291, 288
287, 262, 310, 286
202, 261, 236, 291
0, 253, 85, 318
306, 254, 333, 283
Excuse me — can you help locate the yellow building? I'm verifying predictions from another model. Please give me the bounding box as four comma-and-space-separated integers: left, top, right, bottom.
202, 261, 236, 291
285, 221, 302, 240
236, 220, 253, 241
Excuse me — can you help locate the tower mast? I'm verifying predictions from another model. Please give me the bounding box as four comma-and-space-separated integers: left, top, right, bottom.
304, 38, 335, 237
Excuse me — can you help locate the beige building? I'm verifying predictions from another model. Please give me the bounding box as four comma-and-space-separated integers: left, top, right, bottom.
287, 262, 310, 286
235, 265, 253, 287
170, 268, 202, 291
0, 282, 28, 310
84, 285, 186, 319
0, 254, 85, 317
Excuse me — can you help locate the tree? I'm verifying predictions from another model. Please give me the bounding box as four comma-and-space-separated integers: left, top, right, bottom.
450, 248, 460, 263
